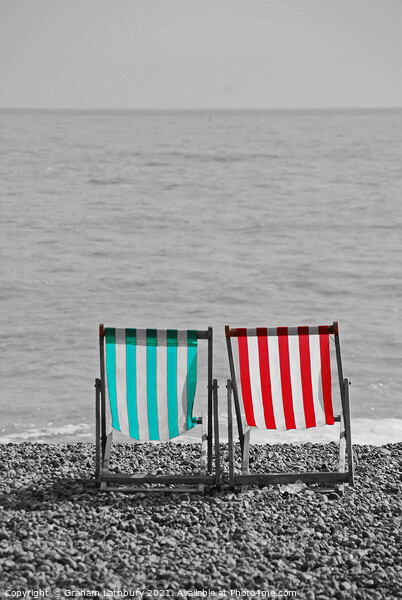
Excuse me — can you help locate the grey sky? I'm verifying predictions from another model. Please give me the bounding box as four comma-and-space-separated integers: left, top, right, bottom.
1, 0, 401, 109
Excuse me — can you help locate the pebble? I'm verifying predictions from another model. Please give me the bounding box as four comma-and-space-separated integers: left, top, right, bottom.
0, 441, 401, 598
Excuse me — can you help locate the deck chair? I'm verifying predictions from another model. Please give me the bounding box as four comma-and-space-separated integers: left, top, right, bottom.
95, 325, 220, 492
225, 322, 354, 490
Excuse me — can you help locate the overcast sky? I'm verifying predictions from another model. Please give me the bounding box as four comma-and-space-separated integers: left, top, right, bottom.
1, 0, 401, 110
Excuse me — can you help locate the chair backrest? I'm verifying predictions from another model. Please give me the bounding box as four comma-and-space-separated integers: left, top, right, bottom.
101, 327, 206, 441
226, 325, 338, 431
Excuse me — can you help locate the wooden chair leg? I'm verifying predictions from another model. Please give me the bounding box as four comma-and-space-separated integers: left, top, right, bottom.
95, 378, 101, 485
227, 380, 235, 489
99, 431, 114, 490
100, 431, 113, 488
339, 413, 346, 473
337, 412, 346, 495
200, 415, 207, 477
344, 378, 355, 485
205, 406, 212, 475
213, 379, 221, 490
241, 428, 250, 493
207, 327, 213, 474
207, 397, 213, 474
197, 414, 208, 493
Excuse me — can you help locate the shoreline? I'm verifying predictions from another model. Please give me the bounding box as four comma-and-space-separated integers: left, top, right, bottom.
1, 417, 402, 446
0, 442, 401, 597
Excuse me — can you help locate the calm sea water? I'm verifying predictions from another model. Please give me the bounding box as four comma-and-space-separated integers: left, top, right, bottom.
1, 108, 401, 443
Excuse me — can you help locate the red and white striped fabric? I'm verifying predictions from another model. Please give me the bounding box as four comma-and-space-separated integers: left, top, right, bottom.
235, 326, 335, 431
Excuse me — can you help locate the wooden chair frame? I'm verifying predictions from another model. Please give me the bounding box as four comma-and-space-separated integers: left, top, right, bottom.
95, 325, 220, 492
225, 321, 354, 490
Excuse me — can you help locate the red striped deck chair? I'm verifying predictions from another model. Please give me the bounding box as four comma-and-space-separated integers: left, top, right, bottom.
95, 325, 220, 492
225, 322, 354, 490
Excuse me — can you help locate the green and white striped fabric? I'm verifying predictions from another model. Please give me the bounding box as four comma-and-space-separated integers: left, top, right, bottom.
104, 328, 198, 441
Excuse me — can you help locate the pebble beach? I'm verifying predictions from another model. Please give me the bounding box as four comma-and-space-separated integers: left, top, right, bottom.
0, 442, 401, 599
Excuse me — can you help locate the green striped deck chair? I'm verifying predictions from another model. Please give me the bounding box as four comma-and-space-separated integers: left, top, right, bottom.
95, 325, 220, 492
225, 321, 354, 492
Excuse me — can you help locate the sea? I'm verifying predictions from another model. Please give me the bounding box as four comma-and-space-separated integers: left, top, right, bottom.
1, 107, 401, 445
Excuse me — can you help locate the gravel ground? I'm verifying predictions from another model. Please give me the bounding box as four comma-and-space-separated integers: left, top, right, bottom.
0, 442, 401, 599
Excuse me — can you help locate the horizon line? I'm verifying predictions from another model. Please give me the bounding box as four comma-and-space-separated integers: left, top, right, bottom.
1, 105, 402, 113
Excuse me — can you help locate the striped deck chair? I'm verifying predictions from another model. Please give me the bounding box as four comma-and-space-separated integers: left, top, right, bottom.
95, 325, 220, 492
225, 322, 354, 490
